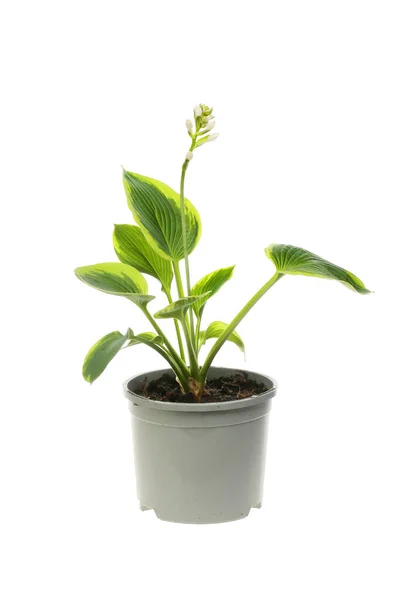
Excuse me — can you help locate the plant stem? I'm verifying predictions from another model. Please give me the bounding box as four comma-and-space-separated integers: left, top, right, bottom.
173, 260, 186, 299
199, 272, 284, 385
172, 260, 199, 371
140, 339, 190, 390
173, 258, 197, 352
165, 288, 186, 362
195, 315, 201, 348
179, 158, 196, 346
180, 160, 191, 295
142, 307, 189, 378
180, 315, 200, 378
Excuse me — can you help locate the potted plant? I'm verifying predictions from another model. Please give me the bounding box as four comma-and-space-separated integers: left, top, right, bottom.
75, 104, 370, 524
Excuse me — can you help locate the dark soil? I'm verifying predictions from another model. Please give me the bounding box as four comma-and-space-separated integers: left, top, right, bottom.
134, 371, 268, 403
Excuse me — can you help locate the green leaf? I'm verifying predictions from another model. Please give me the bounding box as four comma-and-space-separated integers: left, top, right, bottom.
123, 170, 202, 261
83, 330, 129, 383
195, 134, 218, 148
154, 293, 211, 320
265, 244, 371, 294
199, 321, 245, 352
126, 331, 164, 347
113, 224, 173, 291
74, 262, 154, 307
195, 135, 211, 148
191, 266, 235, 317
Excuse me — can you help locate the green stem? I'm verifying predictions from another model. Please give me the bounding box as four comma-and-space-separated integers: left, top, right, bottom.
165, 288, 186, 362
173, 260, 185, 299
195, 314, 201, 349
174, 259, 194, 344
140, 340, 189, 390
142, 307, 189, 379
179, 159, 196, 347
173, 260, 199, 372
180, 315, 199, 378
199, 272, 284, 385
180, 161, 191, 295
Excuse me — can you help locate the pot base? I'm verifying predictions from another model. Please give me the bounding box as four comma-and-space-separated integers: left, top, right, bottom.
139, 501, 263, 524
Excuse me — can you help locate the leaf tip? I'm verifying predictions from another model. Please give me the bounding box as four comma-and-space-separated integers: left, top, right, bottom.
357, 286, 373, 295
83, 371, 94, 384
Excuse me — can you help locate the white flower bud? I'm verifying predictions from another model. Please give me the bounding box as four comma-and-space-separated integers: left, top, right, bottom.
194, 105, 202, 118
207, 133, 219, 143
186, 151, 193, 161
202, 119, 215, 133
185, 119, 193, 131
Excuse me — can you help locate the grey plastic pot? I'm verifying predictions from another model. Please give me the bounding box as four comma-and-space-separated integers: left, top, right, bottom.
124, 367, 277, 524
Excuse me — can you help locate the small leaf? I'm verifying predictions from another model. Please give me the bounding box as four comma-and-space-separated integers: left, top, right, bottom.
195, 134, 219, 147
126, 332, 164, 347
113, 224, 173, 291
191, 266, 235, 317
83, 330, 128, 383
74, 262, 155, 307
265, 244, 371, 294
195, 135, 211, 147
199, 321, 245, 352
154, 293, 211, 320
123, 170, 202, 261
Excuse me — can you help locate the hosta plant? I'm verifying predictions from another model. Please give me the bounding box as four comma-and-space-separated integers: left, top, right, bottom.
75, 104, 370, 401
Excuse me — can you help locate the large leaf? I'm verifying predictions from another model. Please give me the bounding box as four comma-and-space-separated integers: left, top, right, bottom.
123, 170, 202, 261
199, 321, 245, 352
191, 266, 235, 317
154, 293, 211, 320
265, 244, 371, 294
113, 224, 173, 291
83, 330, 129, 383
74, 262, 154, 307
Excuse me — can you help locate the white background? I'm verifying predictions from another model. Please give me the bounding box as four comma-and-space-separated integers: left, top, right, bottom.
1, 0, 397, 598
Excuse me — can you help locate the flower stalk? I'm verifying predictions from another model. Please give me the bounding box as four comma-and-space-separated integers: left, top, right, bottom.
179, 105, 220, 351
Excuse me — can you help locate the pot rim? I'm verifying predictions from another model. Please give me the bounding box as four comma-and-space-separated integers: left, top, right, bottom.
123, 366, 277, 412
